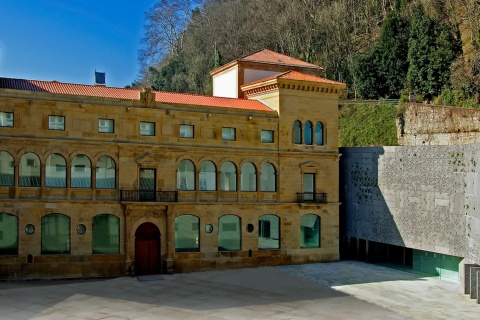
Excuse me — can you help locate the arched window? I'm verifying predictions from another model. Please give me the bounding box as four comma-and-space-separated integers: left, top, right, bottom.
45, 153, 66, 187
175, 215, 200, 252
96, 156, 116, 189
300, 214, 320, 248
218, 215, 241, 251
199, 160, 216, 191
0, 151, 14, 186
241, 162, 256, 191
258, 214, 280, 249
293, 120, 302, 144
304, 121, 313, 145
19, 152, 40, 187
315, 121, 324, 146
260, 163, 276, 192
71, 154, 91, 188
92, 214, 119, 254
220, 162, 237, 191
0, 213, 18, 255
177, 159, 195, 190
41, 213, 70, 254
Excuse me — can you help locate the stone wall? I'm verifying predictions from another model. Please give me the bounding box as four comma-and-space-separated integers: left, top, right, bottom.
398, 103, 480, 146
340, 146, 469, 260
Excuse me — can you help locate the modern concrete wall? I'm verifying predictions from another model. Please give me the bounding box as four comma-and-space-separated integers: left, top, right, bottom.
340, 145, 472, 260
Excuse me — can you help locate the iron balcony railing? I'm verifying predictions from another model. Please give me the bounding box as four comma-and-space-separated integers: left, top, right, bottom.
296, 192, 327, 203
120, 190, 178, 202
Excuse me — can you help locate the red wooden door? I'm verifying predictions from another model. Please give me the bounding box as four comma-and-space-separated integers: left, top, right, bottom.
135, 223, 160, 275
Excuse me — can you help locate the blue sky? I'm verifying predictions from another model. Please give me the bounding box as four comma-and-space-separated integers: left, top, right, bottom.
0, 1, 157, 87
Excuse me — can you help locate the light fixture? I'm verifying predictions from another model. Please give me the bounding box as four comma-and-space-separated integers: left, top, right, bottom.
166, 110, 171, 115
248, 116, 253, 120
126, 107, 131, 112
207, 113, 211, 117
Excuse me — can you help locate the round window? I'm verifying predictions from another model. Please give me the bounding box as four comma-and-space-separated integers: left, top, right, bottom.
246, 223, 254, 233
76, 224, 86, 235
25, 224, 35, 235
205, 224, 213, 233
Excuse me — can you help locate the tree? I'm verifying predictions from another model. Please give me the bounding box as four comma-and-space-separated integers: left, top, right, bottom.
407, 4, 462, 97
139, 0, 195, 66
353, 11, 408, 98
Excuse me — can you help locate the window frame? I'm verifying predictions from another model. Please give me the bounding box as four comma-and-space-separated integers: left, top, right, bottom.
92, 214, 120, 254
315, 121, 324, 146
218, 214, 241, 251
260, 163, 276, 192
258, 214, 280, 250
174, 214, 200, 253
220, 161, 237, 192
0, 112, 14, 127
19, 152, 41, 187
177, 159, 195, 191
98, 118, 114, 133
45, 153, 67, 188
41, 213, 71, 255
222, 127, 236, 141
48, 115, 65, 131
95, 156, 116, 189
293, 120, 302, 144
0, 151, 15, 186
0, 213, 18, 255
304, 121, 313, 145
261, 130, 274, 143
300, 214, 321, 248
140, 121, 155, 136
179, 124, 194, 138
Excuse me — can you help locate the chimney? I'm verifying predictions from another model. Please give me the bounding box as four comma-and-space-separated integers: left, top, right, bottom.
94, 71, 106, 86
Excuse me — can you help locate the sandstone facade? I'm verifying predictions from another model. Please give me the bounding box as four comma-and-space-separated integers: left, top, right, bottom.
0, 51, 345, 279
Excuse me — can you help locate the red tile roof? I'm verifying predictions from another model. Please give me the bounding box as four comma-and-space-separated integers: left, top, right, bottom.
239, 49, 322, 69
242, 71, 346, 88
0, 77, 273, 112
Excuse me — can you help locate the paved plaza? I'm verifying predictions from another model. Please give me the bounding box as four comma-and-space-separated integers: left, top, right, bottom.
0, 261, 477, 319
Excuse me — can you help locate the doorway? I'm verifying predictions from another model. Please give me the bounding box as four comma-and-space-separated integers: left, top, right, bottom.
135, 222, 160, 275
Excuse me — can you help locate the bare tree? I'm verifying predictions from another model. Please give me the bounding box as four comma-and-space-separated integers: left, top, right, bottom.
139, 0, 195, 66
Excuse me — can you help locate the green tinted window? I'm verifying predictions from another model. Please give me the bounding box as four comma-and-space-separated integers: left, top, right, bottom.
0, 213, 18, 255
174, 215, 199, 252
218, 215, 241, 251
300, 214, 320, 248
92, 214, 119, 254
41, 214, 70, 254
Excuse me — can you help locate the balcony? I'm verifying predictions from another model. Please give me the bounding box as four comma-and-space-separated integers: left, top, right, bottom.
120, 190, 177, 202
296, 192, 327, 203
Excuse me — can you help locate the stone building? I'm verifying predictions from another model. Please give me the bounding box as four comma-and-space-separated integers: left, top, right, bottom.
0, 49, 345, 279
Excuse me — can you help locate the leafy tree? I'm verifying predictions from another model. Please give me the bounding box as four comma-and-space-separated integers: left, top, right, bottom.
407, 4, 462, 97
353, 11, 408, 98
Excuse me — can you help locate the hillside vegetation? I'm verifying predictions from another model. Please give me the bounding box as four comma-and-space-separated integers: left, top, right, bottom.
339, 104, 399, 147
138, 0, 479, 147
139, 0, 480, 107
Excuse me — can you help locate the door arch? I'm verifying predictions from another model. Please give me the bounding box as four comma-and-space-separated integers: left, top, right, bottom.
135, 222, 160, 275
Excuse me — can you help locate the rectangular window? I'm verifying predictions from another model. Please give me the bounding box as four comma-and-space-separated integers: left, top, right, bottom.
303, 173, 315, 201
0, 112, 14, 127
222, 127, 236, 141
180, 124, 194, 138
74, 165, 86, 172
48, 115, 65, 130
222, 223, 237, 231
26, 159, 36, 167
140, 121, 155, 136
98, 118, 114, 133
261, 130, 274, 143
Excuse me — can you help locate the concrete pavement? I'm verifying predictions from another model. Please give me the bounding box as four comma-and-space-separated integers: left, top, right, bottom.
0, 261, 476, 319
